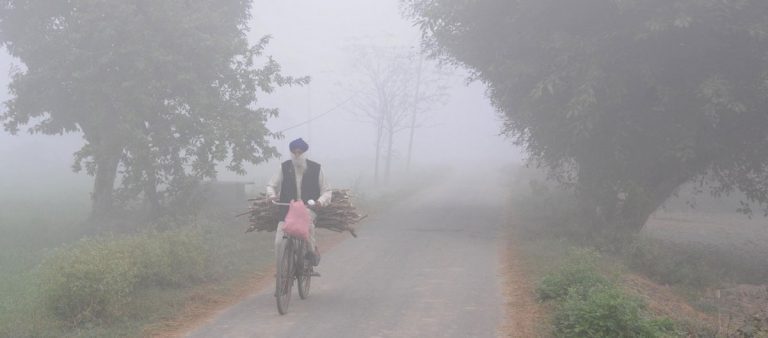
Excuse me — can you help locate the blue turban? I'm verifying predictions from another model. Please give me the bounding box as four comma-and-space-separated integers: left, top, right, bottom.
289, 138, 309, 152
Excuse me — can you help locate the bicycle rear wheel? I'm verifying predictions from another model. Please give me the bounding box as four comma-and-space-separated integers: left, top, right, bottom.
297, 241, 311, 299
275, 239, 294, 315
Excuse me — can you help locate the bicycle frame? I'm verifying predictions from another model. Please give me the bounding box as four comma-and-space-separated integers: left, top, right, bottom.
273, 200, 314, 315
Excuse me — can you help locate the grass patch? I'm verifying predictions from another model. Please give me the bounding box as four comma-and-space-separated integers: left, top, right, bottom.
535, 249, 677, 337
0, 203, 274, 337
38, 228, 209, 326
554, 284, 676, 338
535, 248, 612, 302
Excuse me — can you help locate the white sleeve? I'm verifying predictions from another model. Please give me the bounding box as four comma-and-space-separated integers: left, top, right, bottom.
266, 167, 282, 199
317, 168, 333, 207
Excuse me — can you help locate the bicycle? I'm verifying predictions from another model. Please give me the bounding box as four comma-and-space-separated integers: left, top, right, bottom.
273, 200, 316, 315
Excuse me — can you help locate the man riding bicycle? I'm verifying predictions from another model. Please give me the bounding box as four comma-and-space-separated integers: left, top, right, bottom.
266, 138, 331, 269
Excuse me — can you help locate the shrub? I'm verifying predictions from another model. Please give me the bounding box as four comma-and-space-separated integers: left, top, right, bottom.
38, 228, 208, 325
134, 229, 208, 287
554, 285, 675, 338
39, 237, 141, 325
536, 247, 676, 337
536, 248, 611, 301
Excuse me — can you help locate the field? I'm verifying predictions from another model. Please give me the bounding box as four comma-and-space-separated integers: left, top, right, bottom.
645, 211, 768, 264
643, 211, 768, 328
0, 182, 277, 337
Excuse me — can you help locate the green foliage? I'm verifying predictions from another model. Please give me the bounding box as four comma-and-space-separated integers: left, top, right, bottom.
38, 228, 208, 325
536, 248, 611, 301
0, 192, 89, 336
39, 237, 141, 325
0, 271, 62, 337
0, 190, 274, 337
554, 285, 676, 338
0, 1, 307, 216
134, 230, 208, 288
406, 0, 768, 235
535, 248, 676, 337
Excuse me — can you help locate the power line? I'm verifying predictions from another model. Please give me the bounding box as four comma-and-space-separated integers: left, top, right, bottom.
275, 95, 356, 134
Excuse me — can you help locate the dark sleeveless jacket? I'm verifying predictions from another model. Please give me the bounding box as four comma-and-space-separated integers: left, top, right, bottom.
279, 159, 321, 219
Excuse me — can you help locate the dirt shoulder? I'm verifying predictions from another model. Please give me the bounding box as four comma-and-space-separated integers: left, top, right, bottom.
499, 232, 548, 337
622, 273, 719, 333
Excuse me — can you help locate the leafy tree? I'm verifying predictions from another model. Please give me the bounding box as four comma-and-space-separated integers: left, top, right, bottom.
405, 0, 768, 237
0, 1, 306, 220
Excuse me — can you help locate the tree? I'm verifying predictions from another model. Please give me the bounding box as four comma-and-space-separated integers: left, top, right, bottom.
406, 0, 768, 237
0, 1, 306, 220
346, 44, 447, 182
405, 49, 449, 172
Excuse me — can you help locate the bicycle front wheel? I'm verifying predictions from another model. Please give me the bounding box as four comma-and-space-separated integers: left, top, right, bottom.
275, 239, 294, 315
297, 241, 311, 300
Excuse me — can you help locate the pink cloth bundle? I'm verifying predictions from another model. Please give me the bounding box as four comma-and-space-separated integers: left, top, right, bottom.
283, 200, 311, 240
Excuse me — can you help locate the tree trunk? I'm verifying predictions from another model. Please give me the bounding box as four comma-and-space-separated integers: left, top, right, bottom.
406, 54, 423, 172
143, 168, 161, 219
90, 147, 121, 221
385, 127, 394, 182
580, 174, 693, 250
405, 114, 417, 172
374, 119, 383, 184
619, 175, 691, 233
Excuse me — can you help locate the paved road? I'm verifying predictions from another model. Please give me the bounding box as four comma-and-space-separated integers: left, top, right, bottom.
187, 172, 506, 338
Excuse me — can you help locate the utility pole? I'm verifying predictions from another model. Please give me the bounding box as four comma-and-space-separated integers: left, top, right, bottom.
307, 84, 312, 144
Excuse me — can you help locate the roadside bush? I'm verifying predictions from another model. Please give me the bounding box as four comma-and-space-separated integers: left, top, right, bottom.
39, 228, 208, 325
536, 247, 676, 337
536, 248, 611, 301
135, 229, 208, 287
39, 237, 140, 325
554, 285, 675, 338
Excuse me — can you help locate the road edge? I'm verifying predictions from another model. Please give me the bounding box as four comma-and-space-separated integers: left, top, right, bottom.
497, 230, 547, 337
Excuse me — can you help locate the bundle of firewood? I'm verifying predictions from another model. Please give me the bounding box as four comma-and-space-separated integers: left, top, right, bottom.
239, 189, 365, 237
240, 194, 282, 233
315, 190, 365, 237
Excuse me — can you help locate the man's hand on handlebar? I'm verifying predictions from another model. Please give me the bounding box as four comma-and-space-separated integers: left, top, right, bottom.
307, 199, 318, 210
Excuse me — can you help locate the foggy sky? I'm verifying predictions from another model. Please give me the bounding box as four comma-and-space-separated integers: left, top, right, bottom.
0, 0, 521, 191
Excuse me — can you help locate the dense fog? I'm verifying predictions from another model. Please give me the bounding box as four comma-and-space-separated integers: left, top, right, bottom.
2, 1, 767, 336
0, 1, 520, 196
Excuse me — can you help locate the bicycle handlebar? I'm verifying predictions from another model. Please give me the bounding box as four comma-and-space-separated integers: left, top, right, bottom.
271, 199, 317, 207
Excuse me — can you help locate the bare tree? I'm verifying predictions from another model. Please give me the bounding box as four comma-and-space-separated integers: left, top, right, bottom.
405, 50, 450, 171
346, 44, 449, 183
